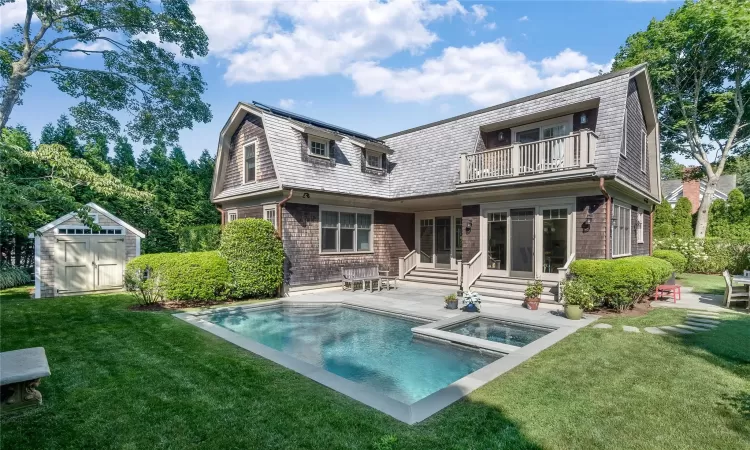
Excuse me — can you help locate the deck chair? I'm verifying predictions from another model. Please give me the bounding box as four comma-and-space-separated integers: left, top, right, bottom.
722, 270, 750, 308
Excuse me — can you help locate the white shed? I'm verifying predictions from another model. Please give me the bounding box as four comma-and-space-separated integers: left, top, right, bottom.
30, 203, 144, 299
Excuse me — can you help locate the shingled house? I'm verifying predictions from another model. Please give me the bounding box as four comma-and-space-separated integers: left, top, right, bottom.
210, 64, 662, 302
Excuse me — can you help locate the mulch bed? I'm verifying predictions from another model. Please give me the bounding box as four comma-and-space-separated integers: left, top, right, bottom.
129, 299, 244, 311
589, 300, 653, 318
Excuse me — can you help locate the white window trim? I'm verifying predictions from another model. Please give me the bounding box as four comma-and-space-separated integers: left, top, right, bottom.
243, 139, 259, 184
511, 114, 574, 143
637, 210, 644, 244
621, 112, 628, 157
54, 225, 123, 235
307, 135, 330, 159
611, 201, 632, 258
263, 204, 277, 230
226, 210, 238, 223
365, 149, 384, 170
319, 205, 374, 255
641, 129, 647, 173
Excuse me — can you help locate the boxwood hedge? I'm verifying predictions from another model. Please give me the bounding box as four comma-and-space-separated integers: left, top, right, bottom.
653, 250, 688, 273
570, 256, 673, 311
219, 218, 284, 298
126, 251, 231, 301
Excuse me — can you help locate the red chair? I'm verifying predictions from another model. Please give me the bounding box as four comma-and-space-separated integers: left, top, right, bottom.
655, 272, 681, 303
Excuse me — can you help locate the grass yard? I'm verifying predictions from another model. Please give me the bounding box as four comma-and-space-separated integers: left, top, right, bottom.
677, 273, 726, 295
1, 287, 749, 450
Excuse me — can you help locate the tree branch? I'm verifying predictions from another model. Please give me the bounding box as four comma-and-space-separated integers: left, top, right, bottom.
34, 65, 155, 101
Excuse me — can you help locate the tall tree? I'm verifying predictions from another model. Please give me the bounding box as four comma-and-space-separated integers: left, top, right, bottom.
653, 197, 674, 238
672, 197, 694, 238
111, 137, 136, 184
40, 115, 81, 156
612, 0, 750, 238
0, 0, 212, 143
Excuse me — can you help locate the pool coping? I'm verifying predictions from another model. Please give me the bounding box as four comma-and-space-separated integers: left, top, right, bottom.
174, 300, 584, 424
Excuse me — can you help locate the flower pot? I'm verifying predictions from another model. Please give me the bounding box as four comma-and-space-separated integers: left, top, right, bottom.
525, 298, 540, 310
445, 300, 458, 310
565, 304, 583, 320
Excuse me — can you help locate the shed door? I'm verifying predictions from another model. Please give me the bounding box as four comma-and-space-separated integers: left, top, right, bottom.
55, 237, 93, 294
91, 236, 125, 289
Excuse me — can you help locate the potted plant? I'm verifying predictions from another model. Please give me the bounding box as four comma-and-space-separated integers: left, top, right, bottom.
462, 291, 481, 312
444, 293, 458, 310
561, 278, 593, 320
524, 279, 544, 310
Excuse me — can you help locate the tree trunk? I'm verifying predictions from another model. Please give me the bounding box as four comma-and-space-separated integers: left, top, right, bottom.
694, 175, 719, 238
0, 71, 25, 132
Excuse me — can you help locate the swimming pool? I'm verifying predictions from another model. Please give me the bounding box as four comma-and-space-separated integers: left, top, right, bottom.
206, 305, 498, 404
444, 318, 552, 347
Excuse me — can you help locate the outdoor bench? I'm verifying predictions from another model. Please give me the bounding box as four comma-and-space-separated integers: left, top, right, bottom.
0, 347, 51, 413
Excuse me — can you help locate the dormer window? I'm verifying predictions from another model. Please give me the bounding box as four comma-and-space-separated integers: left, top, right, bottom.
308, 136, 329, 158
366, 150, 383, 170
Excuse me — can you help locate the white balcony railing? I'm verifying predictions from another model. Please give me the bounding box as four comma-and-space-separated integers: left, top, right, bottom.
459, 130, 598, 184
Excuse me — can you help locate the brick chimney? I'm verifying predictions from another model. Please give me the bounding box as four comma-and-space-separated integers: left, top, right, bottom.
681, 168, 702, 213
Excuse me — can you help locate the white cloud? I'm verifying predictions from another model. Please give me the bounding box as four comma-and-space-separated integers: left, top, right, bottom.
68, 39, 114, 58
518, 15, 529, 22
279, 99, 295, 109
347, 40, 611, 106
188, 0, 467, 84
471, 4, 488, 23
0, 0, 32, 31
485, 22, 496, 30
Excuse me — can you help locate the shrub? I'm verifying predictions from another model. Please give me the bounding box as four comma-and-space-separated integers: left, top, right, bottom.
655, 237, 750, 273
672, 197, 694, 237
653, 198, 674, 238
561, 278, 595, 310
0, 262, 31, 290
220, 219, 284, 298
570, 256, 672, 312
653, 249, 687, 273
178, 225, 221, 252
126, 251, 231, 301
124, 266, 165, 305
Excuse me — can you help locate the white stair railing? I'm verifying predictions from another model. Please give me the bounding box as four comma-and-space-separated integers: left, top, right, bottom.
461, 251, 483, 290
398, 250, 418, 279
557, 253, 576, 302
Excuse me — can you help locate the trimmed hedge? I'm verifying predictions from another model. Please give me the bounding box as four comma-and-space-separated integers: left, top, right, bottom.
126, 251, 231, 301
570, 256, 673, 311
653, 250, 687, 273
219, 218, 284, 298
655, 237, 750, 274
178, 225, 221, 252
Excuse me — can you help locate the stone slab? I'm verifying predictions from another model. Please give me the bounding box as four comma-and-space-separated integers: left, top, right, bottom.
644, 327, 668, 335
622, 325, 640, 333
686, 313, 720, 320
684, 317, 720, 325
675, 324, 712, 332
683, 321, 717, 329
593, 324, 612, 329
0, 348, 50, 385
660, 326, 694, 335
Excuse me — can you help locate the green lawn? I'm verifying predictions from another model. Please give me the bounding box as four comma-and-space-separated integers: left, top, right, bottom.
677, 273, 726, 295
1, 287, 749, 450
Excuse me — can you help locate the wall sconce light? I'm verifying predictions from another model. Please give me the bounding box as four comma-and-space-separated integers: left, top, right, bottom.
497, 131, 504, 141
302, 192, 310, 198
465, 219, 473, 234
580, 112, 588, 125
582, 212, 593, 232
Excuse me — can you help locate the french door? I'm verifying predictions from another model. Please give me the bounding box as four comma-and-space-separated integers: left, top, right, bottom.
417, 211, 462, 269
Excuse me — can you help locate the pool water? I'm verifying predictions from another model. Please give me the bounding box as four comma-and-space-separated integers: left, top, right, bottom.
207, 306, 498, 404
445, 318, 551, 347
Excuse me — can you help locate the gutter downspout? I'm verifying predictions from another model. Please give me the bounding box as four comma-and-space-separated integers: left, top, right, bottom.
599, 178, 611, 259
216, 206, 224, 226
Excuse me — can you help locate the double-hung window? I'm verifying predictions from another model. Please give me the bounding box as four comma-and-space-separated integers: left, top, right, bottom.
308, 136, 329, 158
611, 202, 632, 257
264, 205, 277, 230
227, 211, 238, 223
244, 142, 257, 183
320, 208, 372, 253
366, 150, 383, 170
636, 210, 644, 244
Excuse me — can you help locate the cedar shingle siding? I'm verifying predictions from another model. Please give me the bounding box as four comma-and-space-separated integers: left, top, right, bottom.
620, 80, 650, 191
222, 114, 276, 191
281, 203, 414, 286
461, 205, 481, 261
575, 196, 608, 259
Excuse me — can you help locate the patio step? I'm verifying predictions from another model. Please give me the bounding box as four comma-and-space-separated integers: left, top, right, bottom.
473, 280, 557, 294
477, 276, 557, 289
408, 269, 458, 281
416, 268, 458, 275
403, 275, 459, 287
471, 287, 557, 304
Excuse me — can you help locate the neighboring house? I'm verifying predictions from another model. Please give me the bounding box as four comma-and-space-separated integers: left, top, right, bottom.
661, 174, 736, 213
210, 64, 662, 302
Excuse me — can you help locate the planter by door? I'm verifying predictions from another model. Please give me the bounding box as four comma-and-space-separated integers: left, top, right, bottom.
525, 298, 540, 310
564, 304, 583, 320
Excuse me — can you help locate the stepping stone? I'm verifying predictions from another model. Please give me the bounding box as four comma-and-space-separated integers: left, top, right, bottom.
687, 309, 719, 315
687, 312, 719, 319
660, 326, 694, 335
593, 324, 612, 329
675, 324, 712, 332
622, 325, 640, 333
685, 317, 720, 325
644, 327, 669, 335
684, 320, 717, 329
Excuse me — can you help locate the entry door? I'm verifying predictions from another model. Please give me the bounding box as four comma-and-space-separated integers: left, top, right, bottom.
92, 236, 125, 289
509, 209, 535, 278
434, 217, 452, 269
55, 237, 93, 294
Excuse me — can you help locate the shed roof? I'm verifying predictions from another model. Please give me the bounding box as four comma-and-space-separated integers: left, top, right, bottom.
33, 203, 145, 238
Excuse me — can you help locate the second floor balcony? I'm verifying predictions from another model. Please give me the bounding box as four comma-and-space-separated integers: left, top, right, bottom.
458, 129, 598, 187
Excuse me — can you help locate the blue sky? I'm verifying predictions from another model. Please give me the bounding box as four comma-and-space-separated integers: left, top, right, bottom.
2, 0, 678, 161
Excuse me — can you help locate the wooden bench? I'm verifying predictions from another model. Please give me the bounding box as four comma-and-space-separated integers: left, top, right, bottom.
341, 266, 395, 292
1, 347, 51, 413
